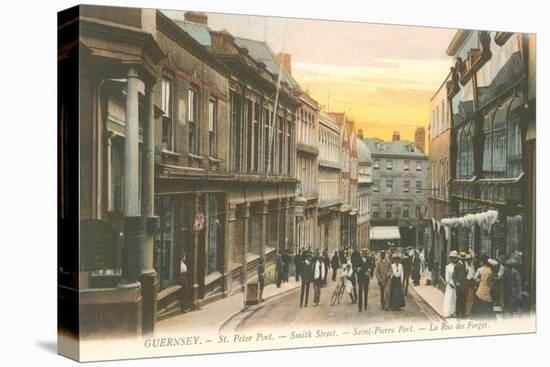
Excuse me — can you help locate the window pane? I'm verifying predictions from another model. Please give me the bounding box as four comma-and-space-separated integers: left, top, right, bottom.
452, 80, 475, 125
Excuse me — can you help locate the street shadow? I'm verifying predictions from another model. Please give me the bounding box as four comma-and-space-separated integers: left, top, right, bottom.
36, 340, 57, 354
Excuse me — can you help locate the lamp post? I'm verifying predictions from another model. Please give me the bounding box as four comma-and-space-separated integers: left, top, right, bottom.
294, 182, 306, 255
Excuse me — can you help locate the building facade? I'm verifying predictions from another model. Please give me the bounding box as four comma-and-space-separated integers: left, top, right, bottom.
365, 138, 429, 251
428, 72, 452, 288
318, 113, 342, 254
356, 131, 373, 251
444, 30, 536, 310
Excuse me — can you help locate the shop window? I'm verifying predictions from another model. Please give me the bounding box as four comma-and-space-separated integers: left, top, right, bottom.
476, 33, 523, 109
207, 194, 223, 274
507, 214, 523, 262
154, 196, 176, 290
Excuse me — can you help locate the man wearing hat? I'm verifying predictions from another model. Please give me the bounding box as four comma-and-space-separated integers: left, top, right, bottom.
453, 251, 467, 318
375, 250, 392, 311
442, 250, 458, 318
356, 250, 371, 312
464, 253, 476, 317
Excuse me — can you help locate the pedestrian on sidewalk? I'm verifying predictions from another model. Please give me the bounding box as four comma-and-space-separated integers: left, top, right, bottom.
402, 251, 412, 295
356, 250, 370, 312
442, 250, 458, 318
294, 249, 303, 282
276, 253, 284, 288
420, 248, 426, 274
505, 255, 523, 316
331, 251, 340, 282
300, 253, 313, 307
258, 257, 265, 302
453, 252, 467, 318
411, 250, 421, 286
343, 264, 356, 304
375, 250, 391, 311
179, 255, 190, 311
312, 250, 326, 306
425, 250, 434, 286
322, 249, 330, 287
464, 252, 476, 317
472, 255, 496, 319
282, 250, 291, 283
389, 253, 405, 310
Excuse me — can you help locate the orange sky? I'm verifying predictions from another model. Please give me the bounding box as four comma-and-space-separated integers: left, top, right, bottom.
169, 11, 457, 142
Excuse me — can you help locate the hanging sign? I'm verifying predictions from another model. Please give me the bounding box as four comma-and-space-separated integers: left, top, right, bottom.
193, 212, 205, 231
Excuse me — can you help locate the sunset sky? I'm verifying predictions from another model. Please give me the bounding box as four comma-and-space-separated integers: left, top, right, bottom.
168, 11, 457, 142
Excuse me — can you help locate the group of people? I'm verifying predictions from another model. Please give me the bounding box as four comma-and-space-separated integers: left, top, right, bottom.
292, 247, 410, 313
442, 250, 523, 320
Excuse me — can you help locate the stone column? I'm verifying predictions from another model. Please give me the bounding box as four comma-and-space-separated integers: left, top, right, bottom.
224, 202, 237, 295
140, 83, 158, 335
260, 201, 268, 259
192, 193, 201, 306
242, 202, 250, 288
120, 66, 142, 289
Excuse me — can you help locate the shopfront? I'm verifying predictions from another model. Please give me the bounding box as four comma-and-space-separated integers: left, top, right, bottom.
447, 31, 534, 309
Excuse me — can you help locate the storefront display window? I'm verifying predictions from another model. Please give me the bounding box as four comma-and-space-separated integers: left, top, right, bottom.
476, 33, 523, 109
507, 214, 523, 263
207, 194, 223, 274
154, 196, 176, 290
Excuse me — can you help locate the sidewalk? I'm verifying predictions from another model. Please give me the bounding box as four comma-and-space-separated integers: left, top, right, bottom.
410, 272, 445, 318
156, 280, 301, 335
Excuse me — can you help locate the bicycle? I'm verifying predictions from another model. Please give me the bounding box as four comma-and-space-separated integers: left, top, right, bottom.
330, 277, 345, 306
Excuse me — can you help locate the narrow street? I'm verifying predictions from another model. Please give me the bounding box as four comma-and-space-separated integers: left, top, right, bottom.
235, 276, 441, 333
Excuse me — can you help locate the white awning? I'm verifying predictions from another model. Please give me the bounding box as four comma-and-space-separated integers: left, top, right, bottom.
369, 226, 401, 240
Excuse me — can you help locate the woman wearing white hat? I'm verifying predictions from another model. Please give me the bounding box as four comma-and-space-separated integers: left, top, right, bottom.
442, 250, 458, 318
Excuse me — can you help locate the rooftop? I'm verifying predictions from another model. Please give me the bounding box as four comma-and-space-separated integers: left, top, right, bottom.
364, 137, 427, 158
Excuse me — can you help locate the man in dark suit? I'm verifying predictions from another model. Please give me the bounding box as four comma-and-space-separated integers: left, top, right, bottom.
356, 250, 371, 312
294, 249, 303, 282
453, 251, 467, 318
330, 251, 340, 282
300, 253, 314, 307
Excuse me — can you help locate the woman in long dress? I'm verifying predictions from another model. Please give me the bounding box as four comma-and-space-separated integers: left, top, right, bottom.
389, 254, 406, 310
442, 251, 457, 318
472, 256, 496, 319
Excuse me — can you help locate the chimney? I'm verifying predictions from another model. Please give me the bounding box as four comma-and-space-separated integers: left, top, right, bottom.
392, 131, 400, 141
415, 127, 426, 152
184, 11, 208, 25
357, 129, 364, 140
277, 52, 292, 75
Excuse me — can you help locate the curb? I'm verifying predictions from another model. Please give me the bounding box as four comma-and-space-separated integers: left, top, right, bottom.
408, 285, 445, 322
218, 284, 301, 333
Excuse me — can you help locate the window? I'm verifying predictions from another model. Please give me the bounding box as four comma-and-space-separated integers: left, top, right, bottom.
482, 93, 524, 178
416, 181, 422, 193
403, 180, 410, 193
188, 87, 198, 154
476, 33, 523, 109
386, 204, 393, 219
209, 96, 217, 157
253, 102, 260, 172
154, 196, 176, 290
404, 160, 409, 171
386, 159, 393, 170
403, 204, 409, 219
456, 121, 475, 179
416, 160, 422, 171
374, 159, 379, 169
373, 180, 379, 192
451, 79, 475, 125
372, 204, 379, 219
415, 204, 422, 219
386, 178, 393, 193
161, 77, 174, 151
207, 194, 223, 273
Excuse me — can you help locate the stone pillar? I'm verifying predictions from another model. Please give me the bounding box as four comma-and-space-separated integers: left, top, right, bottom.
140, 83, 158, 335
224, 202, 237, 295
192, 193, 201, 305
120, 66, 142, 289
260, 201, 268, 259
242, 202, 250, 288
